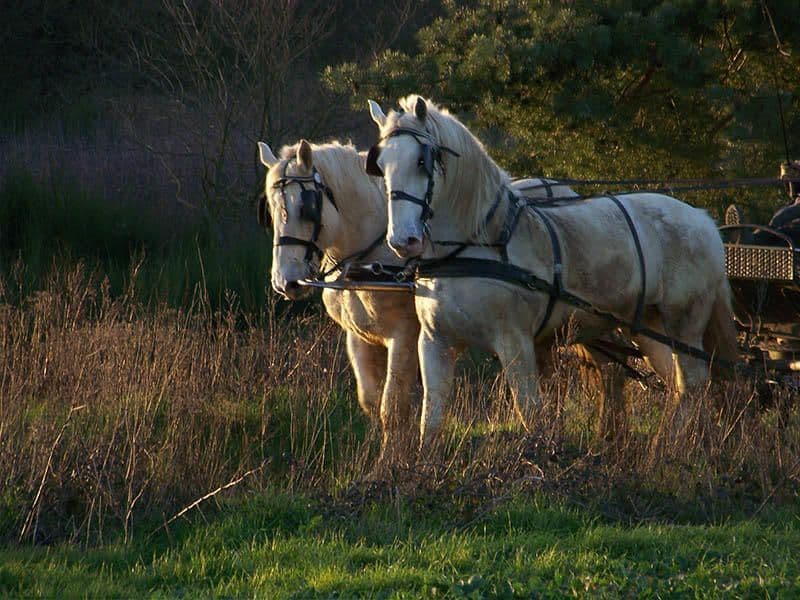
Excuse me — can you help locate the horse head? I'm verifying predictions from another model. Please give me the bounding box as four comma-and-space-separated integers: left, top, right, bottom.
369, 95, 512, 259
367, 96, 448, 258
258, 139, 338, 299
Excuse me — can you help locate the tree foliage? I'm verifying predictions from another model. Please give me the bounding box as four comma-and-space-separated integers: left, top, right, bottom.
327, 0, 800, 193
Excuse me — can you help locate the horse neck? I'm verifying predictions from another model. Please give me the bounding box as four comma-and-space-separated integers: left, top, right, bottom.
432, 125, 509, 244
314, 149, 388, 265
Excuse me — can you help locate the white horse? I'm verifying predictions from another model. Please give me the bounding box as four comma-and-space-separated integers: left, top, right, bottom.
258, 140, 419, 463
259, 139, 626, 460
367, 95, 739, 448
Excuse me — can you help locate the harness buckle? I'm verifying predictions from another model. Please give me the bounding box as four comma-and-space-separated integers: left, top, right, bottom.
396, 261, 418, 282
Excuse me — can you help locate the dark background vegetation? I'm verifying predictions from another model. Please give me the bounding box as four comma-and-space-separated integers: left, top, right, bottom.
1, 0, 799, 558
0, 0, 440, 309
1, 0, 797, 307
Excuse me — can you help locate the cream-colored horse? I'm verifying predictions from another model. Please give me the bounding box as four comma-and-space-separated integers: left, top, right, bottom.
368, 95, 739, 448
259, 139, 624, 460
259, 140, 418, 462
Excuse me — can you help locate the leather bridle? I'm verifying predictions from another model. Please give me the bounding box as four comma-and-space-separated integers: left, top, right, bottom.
261, 158, 392, 281
269, 158, 338, 265
365, 127, 460, 229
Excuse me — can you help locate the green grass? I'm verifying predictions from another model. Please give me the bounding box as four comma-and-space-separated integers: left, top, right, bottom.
1, 493, 799, 598
2, 168, 799, 598
0, 169, 274, 313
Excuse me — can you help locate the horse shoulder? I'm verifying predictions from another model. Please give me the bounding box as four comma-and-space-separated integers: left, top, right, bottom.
326, 289, 415, 346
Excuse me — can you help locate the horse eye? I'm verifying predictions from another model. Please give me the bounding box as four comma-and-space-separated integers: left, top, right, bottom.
417, 157, 425, 168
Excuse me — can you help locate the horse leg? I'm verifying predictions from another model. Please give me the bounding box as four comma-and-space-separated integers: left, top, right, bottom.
495, 333, 540, 433
346, 331, 387, 421
661, 297, 713, 420
636, 302, 711, 457
634, 309, 677, 387
418, 330, 457, 451
576, 343, 628, 449
378, 334, 419, 465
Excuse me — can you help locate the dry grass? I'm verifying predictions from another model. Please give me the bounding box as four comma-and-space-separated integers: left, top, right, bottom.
0, 261, 373, 545
1, 261, 799, 547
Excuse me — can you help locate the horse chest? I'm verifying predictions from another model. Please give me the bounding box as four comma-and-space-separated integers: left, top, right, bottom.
415, 280, 538, 352
322, 290, 407, 346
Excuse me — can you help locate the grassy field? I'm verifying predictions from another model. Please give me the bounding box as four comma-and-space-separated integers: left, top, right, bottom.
2, 174, 800, 597
2, 492, 799, 597
1, 260, 798, 597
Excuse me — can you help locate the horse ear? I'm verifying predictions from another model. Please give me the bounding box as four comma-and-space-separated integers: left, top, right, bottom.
258, 141, 278, 167
297, 139, 313, 169
368, 100, 387, 128
414, 97, 427, 122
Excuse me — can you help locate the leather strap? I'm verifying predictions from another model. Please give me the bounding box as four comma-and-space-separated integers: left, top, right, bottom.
605, 194, 646, 332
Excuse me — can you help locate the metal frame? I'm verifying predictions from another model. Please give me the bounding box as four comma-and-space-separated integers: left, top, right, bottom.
298, 278, 415, 292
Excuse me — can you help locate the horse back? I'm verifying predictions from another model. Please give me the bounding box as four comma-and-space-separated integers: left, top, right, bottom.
508, 193, 724, 311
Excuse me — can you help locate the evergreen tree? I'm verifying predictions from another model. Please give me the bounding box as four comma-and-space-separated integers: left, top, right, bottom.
326, 0, 799, 213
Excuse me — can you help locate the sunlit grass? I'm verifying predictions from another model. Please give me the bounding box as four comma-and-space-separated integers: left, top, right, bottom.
2, 173, 800, 596
2, 493, 798, 598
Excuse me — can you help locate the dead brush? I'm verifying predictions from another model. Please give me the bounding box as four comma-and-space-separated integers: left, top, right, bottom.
330, 330, 800, 528
2, 260, 799, 545
0, 260, 374, 545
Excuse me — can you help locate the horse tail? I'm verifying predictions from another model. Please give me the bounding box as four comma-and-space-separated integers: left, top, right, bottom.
703, 279, 740, 375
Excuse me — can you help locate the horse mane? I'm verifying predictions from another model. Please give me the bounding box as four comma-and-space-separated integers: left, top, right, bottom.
381, 95, 509, 242
274, 140, 385, 224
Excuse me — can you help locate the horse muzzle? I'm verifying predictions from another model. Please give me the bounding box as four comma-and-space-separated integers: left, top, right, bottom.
388, 234, 425, 258
276, 279, 311, 300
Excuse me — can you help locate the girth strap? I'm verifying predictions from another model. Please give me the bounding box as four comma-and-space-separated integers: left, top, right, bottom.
604, 194, 646, 332
526, 205, 564, 338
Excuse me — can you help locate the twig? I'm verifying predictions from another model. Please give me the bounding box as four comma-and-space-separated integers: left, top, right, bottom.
148, 461, 268, 539
19, 404, 86, 542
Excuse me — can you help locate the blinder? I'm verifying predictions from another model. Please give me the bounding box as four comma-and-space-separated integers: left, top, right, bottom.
364, 141, 437, 178
420, 144, 435, 178
299, 188, 323, 223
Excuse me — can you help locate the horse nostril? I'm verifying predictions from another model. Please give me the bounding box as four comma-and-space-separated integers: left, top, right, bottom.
407, 236, 421, 248
286, 281, 301, 291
